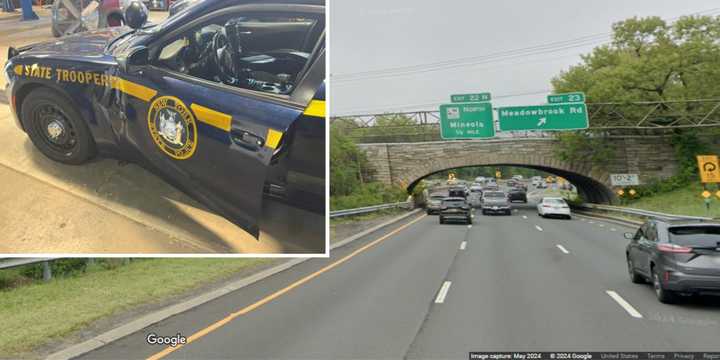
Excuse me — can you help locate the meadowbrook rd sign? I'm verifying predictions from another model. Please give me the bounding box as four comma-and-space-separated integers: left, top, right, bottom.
497, 103, 589, 131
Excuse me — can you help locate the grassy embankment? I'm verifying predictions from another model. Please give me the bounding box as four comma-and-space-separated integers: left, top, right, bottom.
0, 258, 272, 357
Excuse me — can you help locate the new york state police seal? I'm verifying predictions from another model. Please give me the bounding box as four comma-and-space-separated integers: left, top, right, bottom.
147, 96, 197, 160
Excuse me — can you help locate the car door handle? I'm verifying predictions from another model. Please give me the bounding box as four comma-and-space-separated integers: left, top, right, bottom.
230, 129, 264, 150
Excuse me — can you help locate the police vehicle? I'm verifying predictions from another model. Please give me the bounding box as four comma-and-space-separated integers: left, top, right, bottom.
5, 0, 326, 239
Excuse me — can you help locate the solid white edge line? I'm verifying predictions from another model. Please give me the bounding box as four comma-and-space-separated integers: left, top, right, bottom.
535, 225, 543, 232
556, 244, 570, 254
606, 290, 643, 318
435, 281, 452, 303
460, 241, 467, 250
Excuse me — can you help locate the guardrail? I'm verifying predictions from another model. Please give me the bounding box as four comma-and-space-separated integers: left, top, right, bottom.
330, 201, 413, 218
0, 258, 57, 281
575, 203, 714, 223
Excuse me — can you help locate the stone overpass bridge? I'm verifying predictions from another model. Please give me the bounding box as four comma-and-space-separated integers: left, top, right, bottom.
357, 135, 719, 204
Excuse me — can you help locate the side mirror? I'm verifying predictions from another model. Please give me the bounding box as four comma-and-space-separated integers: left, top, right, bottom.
124, 1, 148, 29
118, 46, 149, 73
623, 232, 634, 240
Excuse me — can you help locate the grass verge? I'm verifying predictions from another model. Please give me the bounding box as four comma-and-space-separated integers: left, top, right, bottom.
625, 182, 720, 218
0, 258, 272, 358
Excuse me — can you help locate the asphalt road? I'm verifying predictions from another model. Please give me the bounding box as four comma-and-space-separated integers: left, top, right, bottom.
76, 195, 720, 359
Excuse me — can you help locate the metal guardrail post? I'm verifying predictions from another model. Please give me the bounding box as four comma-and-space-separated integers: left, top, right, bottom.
329, 201, 413, 218
42, 261, 52, 281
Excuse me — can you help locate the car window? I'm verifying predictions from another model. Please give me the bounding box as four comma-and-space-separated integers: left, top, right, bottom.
668, 226, 720, 247
153, 12, 323, 96
634, 224, 648, 240
646, 223, 658, 242
544, 199, 565, 204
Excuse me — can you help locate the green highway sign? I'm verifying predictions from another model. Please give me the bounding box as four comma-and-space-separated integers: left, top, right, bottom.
547, 92, 585, 104
451, 92, 491, 103
498, 103, 589, 131
439, 102, 495, 139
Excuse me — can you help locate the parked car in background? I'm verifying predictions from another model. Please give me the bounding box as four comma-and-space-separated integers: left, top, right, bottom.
537, 197, 571, 219
439, 197, 472, 224
426, 193, 447, 215
625, 219, 720, 303
512, 175, 523, 181
508, 187, 527, 203
481, 191, 511, 215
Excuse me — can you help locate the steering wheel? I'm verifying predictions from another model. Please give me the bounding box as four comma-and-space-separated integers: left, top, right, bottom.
212, 31, 237, 85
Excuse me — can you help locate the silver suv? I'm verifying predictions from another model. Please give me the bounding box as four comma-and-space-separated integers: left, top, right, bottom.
481, 191, 511, 215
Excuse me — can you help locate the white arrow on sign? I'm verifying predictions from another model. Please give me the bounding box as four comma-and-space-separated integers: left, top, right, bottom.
537, 117, 547, 127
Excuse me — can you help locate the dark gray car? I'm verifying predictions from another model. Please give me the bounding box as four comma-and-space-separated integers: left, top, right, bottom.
625, 219, 720, 303
439, 197, 472, 224
481, 191, 511, 215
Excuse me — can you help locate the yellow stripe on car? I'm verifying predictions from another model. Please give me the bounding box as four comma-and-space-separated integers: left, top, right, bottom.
303, 99, 325, 117
111, 78, 157, 102
191, 104, 232, 132
265, 128, 283, 149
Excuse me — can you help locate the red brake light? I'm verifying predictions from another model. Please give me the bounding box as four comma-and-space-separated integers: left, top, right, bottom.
543, 205, 551, 208
657, 243, 692, 253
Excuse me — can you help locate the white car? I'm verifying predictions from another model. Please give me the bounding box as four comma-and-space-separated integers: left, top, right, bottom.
537, 197, 571, 219
512, 175, 523, 180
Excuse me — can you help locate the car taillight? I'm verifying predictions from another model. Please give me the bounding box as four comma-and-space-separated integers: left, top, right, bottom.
657, 243, 692, 253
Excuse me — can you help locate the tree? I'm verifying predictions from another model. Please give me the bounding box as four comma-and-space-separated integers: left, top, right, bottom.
330, 124, 371, 196
552, 15, 720, 104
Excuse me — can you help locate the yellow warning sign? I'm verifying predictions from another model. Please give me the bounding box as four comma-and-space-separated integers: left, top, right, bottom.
697, 155, 720, 183
495, 171, 501, 179
702, 190, 712, 198
628, 189, 636, 196
617, 189, 625, 196
716, 190, 720, 199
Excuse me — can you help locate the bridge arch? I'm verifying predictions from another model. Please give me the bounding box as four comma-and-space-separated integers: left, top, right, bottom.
357, 137, 685, 205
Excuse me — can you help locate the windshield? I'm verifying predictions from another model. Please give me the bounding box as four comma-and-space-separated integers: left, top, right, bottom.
668, 226, 720, 247
484, 192, 505, 198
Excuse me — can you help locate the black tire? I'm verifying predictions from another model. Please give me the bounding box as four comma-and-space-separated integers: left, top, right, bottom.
426, 210, 431, 215
439, 216, 444, 224
21, 88, 96, 165
652, 266, 678, 304
466, 216, 472, 224
627, 256, 644, 284
481, 210, 487, 215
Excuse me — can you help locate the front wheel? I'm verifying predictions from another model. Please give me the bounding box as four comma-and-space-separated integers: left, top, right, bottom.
21, 88, 96, 165
439, 216, 444, 224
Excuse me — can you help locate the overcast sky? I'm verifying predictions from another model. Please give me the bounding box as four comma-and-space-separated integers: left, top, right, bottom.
329, 1, 720, 116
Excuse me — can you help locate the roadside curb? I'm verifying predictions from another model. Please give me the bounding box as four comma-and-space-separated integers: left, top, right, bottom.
46, 208, 422, 360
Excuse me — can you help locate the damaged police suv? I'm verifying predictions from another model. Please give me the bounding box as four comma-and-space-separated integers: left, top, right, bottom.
5, 0, 326, 239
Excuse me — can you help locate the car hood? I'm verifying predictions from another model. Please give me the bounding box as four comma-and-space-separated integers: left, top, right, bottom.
17, 27, 132, 60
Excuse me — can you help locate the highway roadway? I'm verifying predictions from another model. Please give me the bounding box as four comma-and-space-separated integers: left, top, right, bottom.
77, 199, 720, 359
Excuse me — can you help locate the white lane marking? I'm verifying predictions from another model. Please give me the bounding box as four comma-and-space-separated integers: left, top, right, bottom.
580, 218, 586, 221
610, 228, 617, 232
435, 281, 452, 303
588, 221, 595, 224
556, 244, 570, 254
599, 224, 605, 227
513, 209, 518, 212
535, 225, 543, 232
606, 290, 643, 319
460, 241, 467, 250
522, 215, 528, 219
467, 224, 472, 229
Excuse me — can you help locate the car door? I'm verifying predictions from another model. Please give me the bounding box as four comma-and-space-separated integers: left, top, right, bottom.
113, 4, 324, 238
636, 223, 657, 275
629, 224, 648, 275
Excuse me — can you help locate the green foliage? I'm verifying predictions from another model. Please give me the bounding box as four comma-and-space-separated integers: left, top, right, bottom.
670, 131, 710, 181
553, 131, 615, 169
330, 125, 371, 196
552, 15, 720, 104
20, 259, 88, 279
330, 182, 408, 210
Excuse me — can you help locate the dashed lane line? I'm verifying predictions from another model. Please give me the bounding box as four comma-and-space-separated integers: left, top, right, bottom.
435, 281, 452, 304
606, 290, 643, 319
460, 241, 467, 250
556, 244, 570, 254
535, 225, 543, 232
